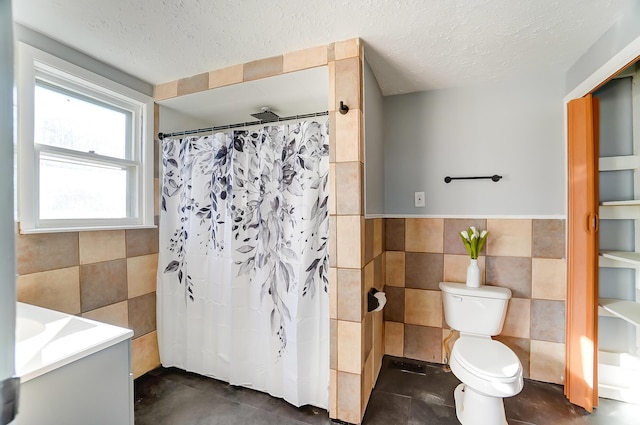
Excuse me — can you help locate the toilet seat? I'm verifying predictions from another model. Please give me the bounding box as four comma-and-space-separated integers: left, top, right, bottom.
452, 337, 521, 382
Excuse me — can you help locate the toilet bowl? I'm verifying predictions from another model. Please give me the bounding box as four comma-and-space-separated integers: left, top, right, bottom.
439, 282, 523, 425
449, 335, 523, 425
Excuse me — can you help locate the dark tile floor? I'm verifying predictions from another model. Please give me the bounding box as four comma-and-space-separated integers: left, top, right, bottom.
134, 355, 640, 425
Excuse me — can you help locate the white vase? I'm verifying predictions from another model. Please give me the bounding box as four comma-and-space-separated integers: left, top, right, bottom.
466, 259, 481, 287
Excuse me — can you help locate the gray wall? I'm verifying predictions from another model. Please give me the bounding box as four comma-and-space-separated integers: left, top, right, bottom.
565, 1, 640, 96
158, 105, 211, 134
383, 74, 565, 217
0, 0, 16, 383
14, 24, 153, 96
363, 55, 384, 216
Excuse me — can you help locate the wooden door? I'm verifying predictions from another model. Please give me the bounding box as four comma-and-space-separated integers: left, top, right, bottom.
566, 94, 599, 412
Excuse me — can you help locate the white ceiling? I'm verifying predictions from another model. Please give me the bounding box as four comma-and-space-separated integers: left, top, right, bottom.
13, 0, 633, 96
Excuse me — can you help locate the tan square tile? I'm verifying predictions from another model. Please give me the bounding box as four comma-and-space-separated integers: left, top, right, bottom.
127, 254, 158, 298
363, 351, 373, 408
532, 258, 566, 300
375, 254, 384, 291
81, 259, 128, 312
373, 219, 383, 257
364, 260, 374, 293
330, 369, 337, 418
405, 253, 443, 290
82, 301, 129, 328
501, 298, 531, 339
330, 319, 338, 370
373, 310, 384, 382
327, 43, 336, 62
335, 38, 360, 60
365, 219, 374, 264
283, 45, 328, 72
337, 371, 361, 424
335, 57, 361, 114
404, 324, 441, 363
243, 55, 283, 81
531, 299, 565, 343
487, 219, 532, 257
337, 268, 363, 322
329, 163, 336, 215
385, 251, 405, 287
364, 313, 373, 359
176, 72, 209, 96
405, 218, 444, 253
335, 111, 361, 162
330, 267, 338, 319
337, 320, 362, 374
384, 321, 404, 357
443, 254, 486, 285
17, 267, 80, 314
328, 62, 336, 114
79, 230, 126, 265
530, 340, 565, 384
208, 64, 243, 89
336, 216, 363, 269
405, 289, 442, 328
128, 292, 157, 337
329, 215, 337, 268
126, 228, 159, 257
154, 80, 177, 100
336, 162, 362, 215
383, 287, 404, 322
532, 219, 565, 259
17, 231, 79, 275
486, 256, 532, 297
385, 218, 405, 251
132, 331, 161, 379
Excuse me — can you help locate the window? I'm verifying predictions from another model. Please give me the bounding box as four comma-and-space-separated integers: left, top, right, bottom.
18, 43, 154, 232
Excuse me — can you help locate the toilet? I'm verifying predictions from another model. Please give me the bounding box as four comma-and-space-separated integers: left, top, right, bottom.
439, 281, 523, 425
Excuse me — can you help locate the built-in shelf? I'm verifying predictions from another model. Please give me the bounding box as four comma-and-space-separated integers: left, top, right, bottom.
600, 251, 640, 267
599, 298, 640, 327
601, 200, 640, 206
599, 155, 640, 171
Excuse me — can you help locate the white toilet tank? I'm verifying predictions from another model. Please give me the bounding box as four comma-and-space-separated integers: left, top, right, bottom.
439, 282, 512, 336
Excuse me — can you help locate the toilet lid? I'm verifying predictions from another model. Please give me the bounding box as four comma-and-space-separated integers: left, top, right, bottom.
453, 337, 521, 379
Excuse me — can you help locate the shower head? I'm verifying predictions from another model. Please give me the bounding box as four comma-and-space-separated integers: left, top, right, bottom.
251, 107, 280, 123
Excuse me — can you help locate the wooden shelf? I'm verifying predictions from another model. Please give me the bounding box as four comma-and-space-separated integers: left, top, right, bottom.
599, 298, 640, 327
600, 251, 640, 267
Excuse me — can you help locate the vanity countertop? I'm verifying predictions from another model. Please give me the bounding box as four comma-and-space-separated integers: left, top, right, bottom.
16, 302, 133, 383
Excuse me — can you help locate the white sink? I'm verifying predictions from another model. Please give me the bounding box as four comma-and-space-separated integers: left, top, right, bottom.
16, 317, 46, 342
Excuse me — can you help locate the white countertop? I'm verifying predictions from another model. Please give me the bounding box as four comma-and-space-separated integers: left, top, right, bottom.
16, 302, 134, 383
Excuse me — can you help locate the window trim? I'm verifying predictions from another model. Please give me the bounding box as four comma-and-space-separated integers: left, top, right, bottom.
17, 43, 155, 233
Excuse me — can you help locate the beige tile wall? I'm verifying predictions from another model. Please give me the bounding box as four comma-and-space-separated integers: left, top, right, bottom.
155, 38, 377, 424
383, 218, 567, 385
16, 227, 161, 378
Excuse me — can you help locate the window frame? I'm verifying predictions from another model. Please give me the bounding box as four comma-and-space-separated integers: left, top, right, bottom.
17, 43, 155, 233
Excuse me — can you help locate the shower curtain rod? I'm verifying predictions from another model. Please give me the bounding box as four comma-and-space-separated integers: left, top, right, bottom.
158, 110, 329, 140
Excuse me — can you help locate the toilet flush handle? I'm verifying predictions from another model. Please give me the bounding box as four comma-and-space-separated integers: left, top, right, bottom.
452, 295, 463, 302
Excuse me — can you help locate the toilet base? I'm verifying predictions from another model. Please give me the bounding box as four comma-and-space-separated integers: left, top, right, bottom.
454, 383, 508, 425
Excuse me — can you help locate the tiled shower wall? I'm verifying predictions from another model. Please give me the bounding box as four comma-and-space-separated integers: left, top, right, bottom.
383, 217, 567, 385
16, 227, 161, 378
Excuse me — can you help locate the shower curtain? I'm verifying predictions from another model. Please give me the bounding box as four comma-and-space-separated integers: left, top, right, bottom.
157, 120, 330, 409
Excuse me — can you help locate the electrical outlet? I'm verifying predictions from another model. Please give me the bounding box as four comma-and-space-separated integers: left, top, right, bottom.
415, 192, 425, 207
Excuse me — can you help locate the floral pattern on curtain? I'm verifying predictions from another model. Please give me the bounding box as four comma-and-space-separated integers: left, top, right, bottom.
157, 120, 329, 407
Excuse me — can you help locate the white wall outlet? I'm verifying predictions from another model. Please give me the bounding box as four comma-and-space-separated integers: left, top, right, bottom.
414, 192, 425, 207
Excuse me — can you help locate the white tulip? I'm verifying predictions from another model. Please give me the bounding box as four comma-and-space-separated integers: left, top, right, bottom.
470, 232, 477, 240
461, 230, 469, 240
470, 226, 479, 237
480, 230, 487, 238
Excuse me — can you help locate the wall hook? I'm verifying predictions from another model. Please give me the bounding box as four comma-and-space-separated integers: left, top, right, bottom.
339, 101, 349, 115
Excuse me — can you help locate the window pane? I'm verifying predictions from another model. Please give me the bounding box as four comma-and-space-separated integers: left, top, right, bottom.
39, 156, 130, 219
34, 81, 130, 159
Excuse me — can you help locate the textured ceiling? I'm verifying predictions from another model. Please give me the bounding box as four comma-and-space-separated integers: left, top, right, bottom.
13, 0, 632, 95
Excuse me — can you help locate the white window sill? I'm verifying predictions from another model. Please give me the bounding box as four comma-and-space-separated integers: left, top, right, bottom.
19, 224, 158, 234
